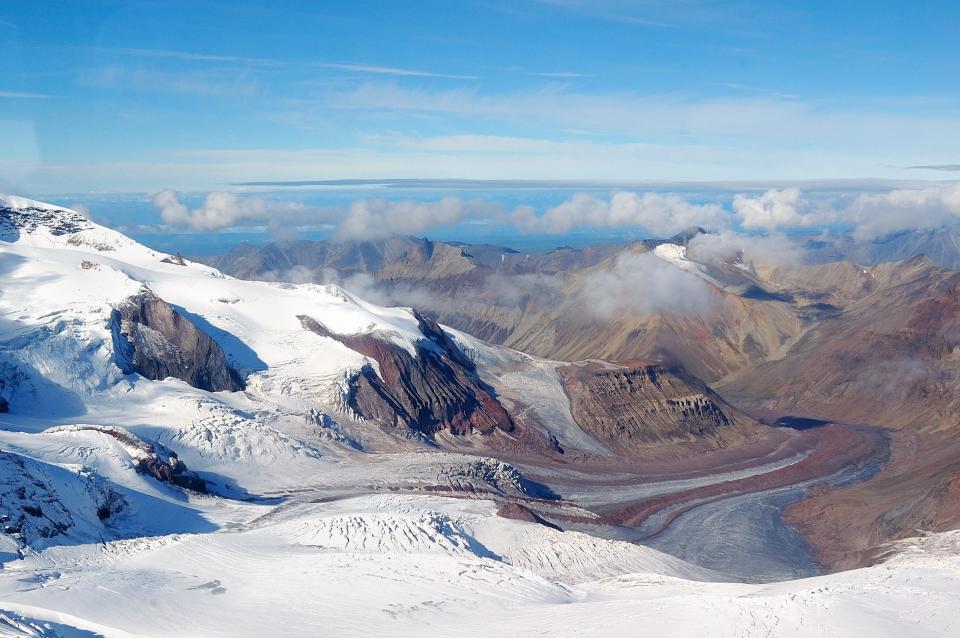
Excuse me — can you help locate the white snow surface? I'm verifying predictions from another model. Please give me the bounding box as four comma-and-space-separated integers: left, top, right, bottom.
653, 242, 722, 286
0, 493, 958, 638
1, 196, 959, 636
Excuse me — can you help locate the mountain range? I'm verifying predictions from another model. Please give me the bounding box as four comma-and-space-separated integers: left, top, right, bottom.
200, 227, 960, 570
0, 194, 957, 636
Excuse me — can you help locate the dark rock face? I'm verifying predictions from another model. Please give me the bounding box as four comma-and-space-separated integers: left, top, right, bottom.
0, 371, 10, 413
298, 312, 514, 437
496, 502, 562, 531
110, 289, 245, 392
57, 425, 208, 493
160, 253, 187, 266
0, 447, 128, 551
559, 360, 748, 452
136, 453, 207, 492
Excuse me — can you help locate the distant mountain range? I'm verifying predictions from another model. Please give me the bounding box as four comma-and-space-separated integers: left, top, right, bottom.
803, 225, 960, 269
197, 226, 960, 568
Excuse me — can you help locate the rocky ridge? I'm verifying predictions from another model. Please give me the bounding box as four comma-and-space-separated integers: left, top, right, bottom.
110, 289, 246, 393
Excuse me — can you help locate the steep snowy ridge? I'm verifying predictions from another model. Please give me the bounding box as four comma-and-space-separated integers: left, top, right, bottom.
0, 196, 436, 432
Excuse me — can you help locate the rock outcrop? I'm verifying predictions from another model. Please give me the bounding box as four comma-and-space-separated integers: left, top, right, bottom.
0, 448, 127, 550
496, 502, 562, 531
299, 312, 514, 437
110, 289, 245, 392
0, 197, 93, 241
0, 450, 73, 545
136, 451, 207, 492
558, 360, 752, 452
46, 425, 208, 493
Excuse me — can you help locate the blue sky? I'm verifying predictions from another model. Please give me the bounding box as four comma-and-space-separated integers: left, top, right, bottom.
3, 0, 960, 195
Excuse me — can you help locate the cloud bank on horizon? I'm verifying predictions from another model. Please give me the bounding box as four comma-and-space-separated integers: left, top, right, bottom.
151, 183, 960, 242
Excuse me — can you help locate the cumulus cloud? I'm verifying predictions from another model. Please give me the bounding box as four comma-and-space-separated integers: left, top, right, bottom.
154, 183, 960, 245
846, 182, 960, 239
153, 187, 740, 239
732, 188, 834, 231
687, 230, 805, 267
152, 190, 334, 232
337, 197, 489, 240
577, 251, 716, 319
731, 184, 960, 239
153, 190, 498, 240
507, 191, 727, 236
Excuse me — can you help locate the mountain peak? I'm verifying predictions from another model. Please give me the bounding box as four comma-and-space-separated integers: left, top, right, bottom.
667, 226, 708, 245
0, 194, 94, 242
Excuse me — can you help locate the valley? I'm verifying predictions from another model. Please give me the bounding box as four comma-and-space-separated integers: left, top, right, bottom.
0, 195, 957, 636
6, 2, 960, 634
198, 228, 960, 576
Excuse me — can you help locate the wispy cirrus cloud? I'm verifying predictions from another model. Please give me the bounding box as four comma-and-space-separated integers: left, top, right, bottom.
0, 90, 53, 99
322, 82, 960, 148
96, 47, 478, 80
76, 66, 260, 97
904, 164, 960, 172
526, 71, 594, 78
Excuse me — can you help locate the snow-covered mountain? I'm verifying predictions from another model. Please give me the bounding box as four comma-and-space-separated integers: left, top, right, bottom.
0, 195, 958, 637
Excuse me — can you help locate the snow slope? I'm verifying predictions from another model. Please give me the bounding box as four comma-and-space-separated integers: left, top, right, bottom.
0, 494, 957, 637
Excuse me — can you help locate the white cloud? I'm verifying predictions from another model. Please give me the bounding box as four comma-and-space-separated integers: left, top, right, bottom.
847, 182, 960, 239
152, 183, 960, 243
577, 251, 717, 319
507, 191, 728, 235
100, 47, 477, 80
687, 230, 804, 266
731, 183, 960, 239
152, 189, 727, 238
733, 188, 815, 230
78, 66, 260, 98
152, 190, 334, 231
152, 190, 496, 239
337, 197, 481, 240
0, 91, 52, 99
325, 83, 960, 156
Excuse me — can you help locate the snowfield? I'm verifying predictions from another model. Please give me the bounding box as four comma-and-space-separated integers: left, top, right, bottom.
0, 494, 958, 637
1, 195, 959, 636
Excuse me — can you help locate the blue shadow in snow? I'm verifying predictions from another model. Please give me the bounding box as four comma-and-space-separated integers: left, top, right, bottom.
170, 304, 268, 374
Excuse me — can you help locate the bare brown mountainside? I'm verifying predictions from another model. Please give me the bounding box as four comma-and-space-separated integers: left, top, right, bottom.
200, 233, 806, 381
720, 257, 960, 569
558, 359, 758, 454
199, 233, 960, 569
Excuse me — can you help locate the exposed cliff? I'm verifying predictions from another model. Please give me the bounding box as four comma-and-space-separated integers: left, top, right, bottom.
558, 360, 755, 453
110, 289, 246, 393
299, 312, 514, 437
